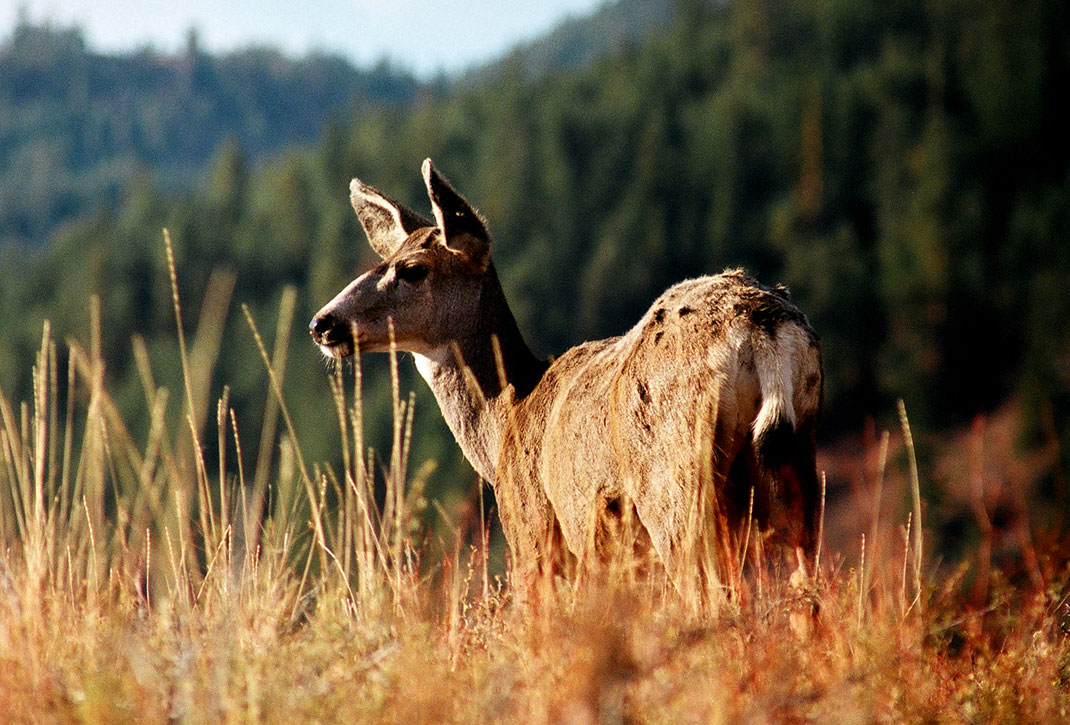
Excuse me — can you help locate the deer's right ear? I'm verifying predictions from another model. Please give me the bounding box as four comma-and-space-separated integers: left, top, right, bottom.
350, 179, 431, 258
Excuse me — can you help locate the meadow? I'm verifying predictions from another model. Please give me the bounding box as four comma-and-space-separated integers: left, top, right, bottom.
2, 234, 1068, 723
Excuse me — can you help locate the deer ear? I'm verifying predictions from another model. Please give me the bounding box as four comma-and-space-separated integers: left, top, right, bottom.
422, 159, 490, 271
350, 178, 431, 258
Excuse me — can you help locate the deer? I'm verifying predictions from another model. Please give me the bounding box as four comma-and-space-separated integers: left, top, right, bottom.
310, 159, 823, 602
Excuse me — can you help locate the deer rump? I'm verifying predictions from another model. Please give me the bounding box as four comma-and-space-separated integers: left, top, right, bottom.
496, 270, 822, 579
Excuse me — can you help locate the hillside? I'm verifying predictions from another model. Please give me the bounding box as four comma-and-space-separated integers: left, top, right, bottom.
0, 4, 1068, 717
0, 0, 677, 253
1, 0, 1068, 522
464, 0, 674, 83
0, 21, 425, 248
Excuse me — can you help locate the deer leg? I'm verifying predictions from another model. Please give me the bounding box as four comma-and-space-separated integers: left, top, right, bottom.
775, 430, 820, 589
794, 424, 821, 581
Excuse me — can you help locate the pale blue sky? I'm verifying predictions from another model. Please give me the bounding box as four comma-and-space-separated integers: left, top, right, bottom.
1, 0, 607, 76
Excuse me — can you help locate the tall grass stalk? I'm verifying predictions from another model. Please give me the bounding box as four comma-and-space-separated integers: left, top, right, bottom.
898, 399, 925, 614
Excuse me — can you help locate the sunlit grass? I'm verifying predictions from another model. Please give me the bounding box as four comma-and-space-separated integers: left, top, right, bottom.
1, 233, 1068, 722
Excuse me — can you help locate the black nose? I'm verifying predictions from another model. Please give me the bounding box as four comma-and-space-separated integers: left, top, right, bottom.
310, 313, 335, 338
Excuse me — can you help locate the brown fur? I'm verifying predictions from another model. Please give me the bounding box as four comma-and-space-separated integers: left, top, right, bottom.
311, 160, 823, 596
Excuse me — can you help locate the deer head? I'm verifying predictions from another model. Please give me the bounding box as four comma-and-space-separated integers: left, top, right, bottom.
309, 159, 493, 358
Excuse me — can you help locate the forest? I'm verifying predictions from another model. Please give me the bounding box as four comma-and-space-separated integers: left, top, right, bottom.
3, 1, 1070, 719
1, 0, 1068, 520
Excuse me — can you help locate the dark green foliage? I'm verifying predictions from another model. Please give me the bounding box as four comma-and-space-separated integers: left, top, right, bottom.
2, 0, 1069, 504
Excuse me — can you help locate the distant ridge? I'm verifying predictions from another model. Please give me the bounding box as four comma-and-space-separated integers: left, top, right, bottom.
463, 0, 675, 83
0, 2, 676, 249
0, 21, 425, 247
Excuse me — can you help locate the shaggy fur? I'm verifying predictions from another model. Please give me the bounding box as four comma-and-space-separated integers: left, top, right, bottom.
311, 160, 823, 594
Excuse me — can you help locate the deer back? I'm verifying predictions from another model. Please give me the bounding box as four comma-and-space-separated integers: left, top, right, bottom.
498, 270, 821, 574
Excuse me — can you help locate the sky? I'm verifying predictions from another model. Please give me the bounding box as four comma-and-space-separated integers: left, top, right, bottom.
0, 0, 607, 76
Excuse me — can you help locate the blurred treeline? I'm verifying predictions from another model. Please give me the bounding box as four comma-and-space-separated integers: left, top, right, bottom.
1, 0, 1068, 506
0, 18, 425, 250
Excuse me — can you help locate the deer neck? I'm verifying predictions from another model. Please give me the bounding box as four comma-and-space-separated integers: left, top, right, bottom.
412, 265, 547, 482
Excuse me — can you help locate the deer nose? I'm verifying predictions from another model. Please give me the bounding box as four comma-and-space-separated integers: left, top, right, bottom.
310, 313, 335, 340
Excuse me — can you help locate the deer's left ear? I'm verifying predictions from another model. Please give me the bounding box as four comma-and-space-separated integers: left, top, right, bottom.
422, 158, 490, 272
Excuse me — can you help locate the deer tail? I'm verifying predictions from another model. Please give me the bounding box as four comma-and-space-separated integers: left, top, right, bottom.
751, 332, 797, 472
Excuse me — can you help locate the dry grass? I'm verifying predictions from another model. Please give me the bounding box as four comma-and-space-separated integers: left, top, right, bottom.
2, 236, 1069, 723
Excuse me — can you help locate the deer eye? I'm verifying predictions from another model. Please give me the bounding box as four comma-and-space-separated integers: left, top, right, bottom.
396, 263, 429, 284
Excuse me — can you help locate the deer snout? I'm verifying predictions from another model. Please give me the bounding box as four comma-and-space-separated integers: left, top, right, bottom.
309, 312, 334, 340
309, 311, 354, 356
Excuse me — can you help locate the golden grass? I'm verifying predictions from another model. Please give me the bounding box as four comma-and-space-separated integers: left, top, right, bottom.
1, 234, 1069, 722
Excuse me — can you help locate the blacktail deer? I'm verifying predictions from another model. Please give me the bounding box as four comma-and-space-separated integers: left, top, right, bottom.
311, 160, 822, 600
